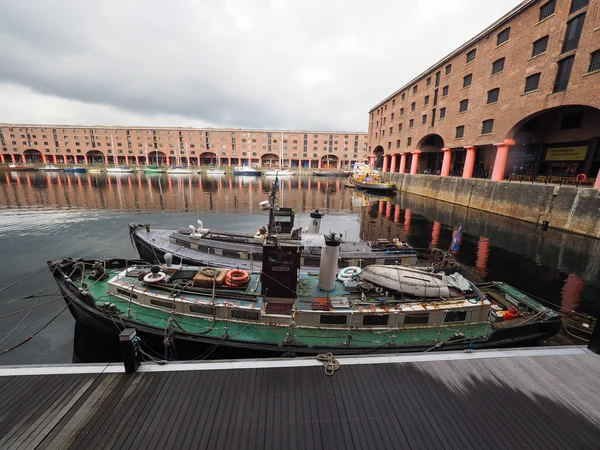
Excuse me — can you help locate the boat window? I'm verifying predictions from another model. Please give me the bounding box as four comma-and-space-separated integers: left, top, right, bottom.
116, 288, 137, 299
363, 315, 389, 326
444, 311, 467, 323
320, 315, 347, 325
189, 305, 215, 316
404, 314, 430, 325
233, 309, 259, 321
150, 299, 174, 310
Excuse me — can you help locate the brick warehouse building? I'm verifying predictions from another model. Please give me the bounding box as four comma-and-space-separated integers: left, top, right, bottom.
0, 125, 368, 169
368, 0, 600, 183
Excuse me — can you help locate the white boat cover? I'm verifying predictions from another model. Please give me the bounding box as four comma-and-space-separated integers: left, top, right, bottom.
359, 265, 451, 298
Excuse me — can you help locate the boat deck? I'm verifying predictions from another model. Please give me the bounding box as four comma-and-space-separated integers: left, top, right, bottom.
1, 346, 599, 449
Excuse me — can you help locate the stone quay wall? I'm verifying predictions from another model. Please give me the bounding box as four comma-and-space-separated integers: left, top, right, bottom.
384, 173, 600, 239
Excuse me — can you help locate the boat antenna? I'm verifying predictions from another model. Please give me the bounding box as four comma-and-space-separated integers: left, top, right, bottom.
267, 174, 279, 236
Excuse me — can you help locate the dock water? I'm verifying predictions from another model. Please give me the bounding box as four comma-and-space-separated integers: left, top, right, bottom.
1, 346, 600, 449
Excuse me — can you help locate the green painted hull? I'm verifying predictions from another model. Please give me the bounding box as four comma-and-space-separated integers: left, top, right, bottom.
49, 259, 562, 360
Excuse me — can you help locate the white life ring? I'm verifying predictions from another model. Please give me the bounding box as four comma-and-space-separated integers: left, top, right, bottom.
337, 266, 362, 281
144, 271, 166, 283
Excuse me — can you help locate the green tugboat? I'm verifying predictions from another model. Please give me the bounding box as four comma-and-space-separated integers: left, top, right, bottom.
48, 178, 561, 360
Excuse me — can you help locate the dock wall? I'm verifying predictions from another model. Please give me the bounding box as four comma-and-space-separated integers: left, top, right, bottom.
384, 173, 600, 238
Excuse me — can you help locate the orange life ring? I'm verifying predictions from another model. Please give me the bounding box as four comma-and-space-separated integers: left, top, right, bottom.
225, 269, 250, 286
576, 173, 587, 183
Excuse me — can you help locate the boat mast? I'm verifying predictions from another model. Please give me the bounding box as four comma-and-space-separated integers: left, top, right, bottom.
185, 142, 190, 170
110, 134, 117, 167
267, 174, 279, 236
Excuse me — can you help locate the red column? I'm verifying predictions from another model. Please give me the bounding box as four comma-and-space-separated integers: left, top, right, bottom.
42, 153, 47, 164
382, 155, 389, 173
0, 154, 5, 163
410, 151, 421, 174
84, 155, 89, 165
136, 156, 140, 165
390, 154, 397, 173
594, 169, 600, 189
399, 153, 407, 174
491, 140, 514, 181
338, 159, 342, 169
462, 146, 476, 179
318, 159, 322, 169
441, 148, 451, 176
105, 155, 109, 165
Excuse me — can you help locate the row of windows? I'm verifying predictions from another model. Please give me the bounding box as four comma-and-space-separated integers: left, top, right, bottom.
372, 0, 592, 120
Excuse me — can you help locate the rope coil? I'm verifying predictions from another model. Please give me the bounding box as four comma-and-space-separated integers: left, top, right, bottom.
316, 352, 340, 376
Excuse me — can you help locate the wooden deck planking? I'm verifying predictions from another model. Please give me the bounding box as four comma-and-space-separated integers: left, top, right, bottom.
0, 347, 599, 449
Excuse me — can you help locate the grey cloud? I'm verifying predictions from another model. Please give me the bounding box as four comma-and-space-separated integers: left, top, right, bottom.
0, 0, 522, 130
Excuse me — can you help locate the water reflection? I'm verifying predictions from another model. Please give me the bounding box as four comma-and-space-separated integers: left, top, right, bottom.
1, 171, 599, 323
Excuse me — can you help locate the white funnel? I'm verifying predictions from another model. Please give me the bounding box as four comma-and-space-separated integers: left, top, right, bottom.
308, 209, 324, 234
318, 233, 342, 291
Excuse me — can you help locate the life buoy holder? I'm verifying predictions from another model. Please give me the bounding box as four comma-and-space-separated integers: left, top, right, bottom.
576, 173, 587, 183
225, 269, 250, 286
337, 266, 362, 281
143, 271, 166, 283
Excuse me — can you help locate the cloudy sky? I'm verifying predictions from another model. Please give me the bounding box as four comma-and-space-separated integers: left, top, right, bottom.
0, 0, 522, 131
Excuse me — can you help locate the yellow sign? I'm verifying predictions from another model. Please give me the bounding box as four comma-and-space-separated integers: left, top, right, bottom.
545, 146, 587, 161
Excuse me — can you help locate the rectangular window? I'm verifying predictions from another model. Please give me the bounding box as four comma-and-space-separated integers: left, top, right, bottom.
150, 299, 174, 310
407, 137, 412, 146
320, 314, 347, 325
442, 85, 449, 97
404, 314, 429, 326
525, 73, 541, 93
569, 0, 588, 14
445, 64, 452, 75
189, 304, 215, 316
396, 139, 401, 148
487, 88, 500, 104
456, 126, 465, 138
424, 95, 429, 105
391, 113, 395, 120
233, 309, 259, 321
399, 123, 403, 131
409, 119, 414, 128
412, 85, 418, 94
444, 311, 467, 323
482, 119, 494, 134
466, 49, 476, 63
539, 0, 556, 21
497, 27, 510, 45
411, 102, 416, 111
459, 99, 469, 112
400, 108, 404, 116
589, 50, 600, 73
422, 114, 427, 124
492, 58, 505, 75
392, 99, 396, 106
440, 107, 446, 119
389, 127, 393, 134
532, 36, 549, 57
363, 315, 389, 326
426, 77, 432, 86
401, 92, 406, 100
562, 13, 586, 53
553, 56, 575, 92
463, 74, 472, 87
116, 288, 137, 299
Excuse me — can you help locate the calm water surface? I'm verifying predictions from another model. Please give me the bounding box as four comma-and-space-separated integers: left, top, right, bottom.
0, 171, 598, 364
